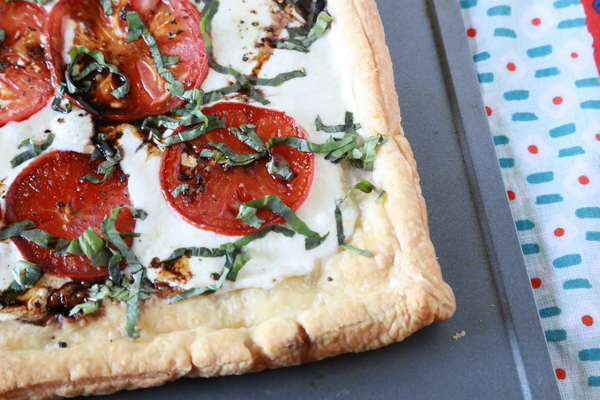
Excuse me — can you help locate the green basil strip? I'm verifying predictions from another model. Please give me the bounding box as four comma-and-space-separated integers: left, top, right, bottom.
250, 69, 306, 87
108, 252, 123, 284
11, 261, 42, 290
169, 270, 227, 303
7, 0, 52, 4
126, 11, 184, 98
98, 0, 113, 15
348, 135, 388, 171
275, 11, 332, 52
0, 28, 5, 72
69, 301, 99, 316
237, 195, 328, 250
334, 205, 371, 257
334, 179, 386, 257
81, 143, 123, 183
20, 229, 72, 256
229, 125, 266, 153
339, 179, 386, 205
66, 46, 130, 99
65, 226, 114, 266
200, 142, 263, 166
101, 206, 148, 341
266, 135, 355, 154
171, 183, 189, 198
51, 83, 72, 114
167, 225, 294, 303
0, 220, 35, 240
316, 113, 361, 133
10, 132, 55, 168
201, 82, 241, 104
197, 0, 219, 34
266, 158, 294, 181
163, 116, 225, 146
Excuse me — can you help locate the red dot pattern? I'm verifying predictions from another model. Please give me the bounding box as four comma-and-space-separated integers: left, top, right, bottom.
579, 175, 590, 185
595, 133, 600, 141
507, 62, 516, 72
583, 315, 594, 326
467, 28, 477, 38
554, 228, 565, 237
532, 18, 541, 26
507, 190, 516, 200
553, 96, 563, 105
556, 369, 566, 380
571, 52, 579, 59
486, 106, 492, 116
531, 278, 542, 289
528, 145, 539, 154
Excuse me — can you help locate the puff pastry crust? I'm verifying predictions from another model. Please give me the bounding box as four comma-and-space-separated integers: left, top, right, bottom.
0, 0, 456, 398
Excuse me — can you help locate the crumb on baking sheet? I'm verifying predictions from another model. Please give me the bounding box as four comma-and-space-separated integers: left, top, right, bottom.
453, 331, 466, 340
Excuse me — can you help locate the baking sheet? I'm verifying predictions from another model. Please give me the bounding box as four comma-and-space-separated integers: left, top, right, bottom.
84, 0, 561, 398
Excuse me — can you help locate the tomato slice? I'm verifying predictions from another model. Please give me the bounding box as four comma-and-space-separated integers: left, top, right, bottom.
0, 0, 52, 127
160, 103, 315, 236
4, 150, 135, 279
44, 0, 208, 121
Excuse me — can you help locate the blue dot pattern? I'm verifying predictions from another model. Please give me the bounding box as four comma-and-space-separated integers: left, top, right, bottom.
460, 1, 600, 398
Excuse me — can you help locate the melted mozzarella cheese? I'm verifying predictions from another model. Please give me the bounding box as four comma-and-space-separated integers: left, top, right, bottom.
0, 0, 366, 295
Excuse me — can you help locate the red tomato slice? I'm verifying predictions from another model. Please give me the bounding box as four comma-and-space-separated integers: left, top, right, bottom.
44, 0, 208, 121
0, 0, 52, 127
160, 103, 315, 236
4, 150, 135, 279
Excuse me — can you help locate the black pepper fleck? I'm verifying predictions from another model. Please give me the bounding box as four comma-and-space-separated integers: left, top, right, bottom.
59, 342, 67, 348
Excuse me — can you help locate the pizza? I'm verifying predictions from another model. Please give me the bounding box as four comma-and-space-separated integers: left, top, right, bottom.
0, 0, 456, 398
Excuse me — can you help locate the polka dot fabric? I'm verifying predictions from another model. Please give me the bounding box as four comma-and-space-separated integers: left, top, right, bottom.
460, 1, 600, 398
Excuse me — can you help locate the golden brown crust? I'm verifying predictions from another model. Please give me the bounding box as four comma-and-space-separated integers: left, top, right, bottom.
0, 0, 455, 398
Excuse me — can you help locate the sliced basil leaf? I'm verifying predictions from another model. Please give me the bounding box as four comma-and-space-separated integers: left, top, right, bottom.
7, 0, 52, 4
348, 135, 387, 171
334, 205, 371, 257
69, 301, 99, 316
51, 83, 72, 114
201, 82, 242, 104
0, 220, 35, 240
171, 183, 189, 198
20, 229, 72, 256
200, 142, 263, 166
100, 206, 148, 341
167, 225, 294, 303
229, 124, 266, 153
0, 28, 4, 72
98, 0, 113, 15
66, 226, 114, 266
237, 195, 328, 250
339, 178, 386, 205
275, 12, 332, 52
250, 69, 306, 86
315, 113, 360, 133
126, 12, 184, 99
334, 179, 385, 257
162, 116, 225, 146
10, 132, 55, 168
81, 143, 123, 183
266, 158, 294, 181
11, 261, 42, 290
266, 134, 356, 154
108, 252, 123, 284
197, 0, 219, 34
66, 46, 130, 99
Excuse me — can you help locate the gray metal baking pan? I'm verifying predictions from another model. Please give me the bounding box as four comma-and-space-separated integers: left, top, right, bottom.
85, 0, 561, 398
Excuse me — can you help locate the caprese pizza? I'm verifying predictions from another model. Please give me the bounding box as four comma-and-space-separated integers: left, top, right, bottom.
0, 0, 455, 398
